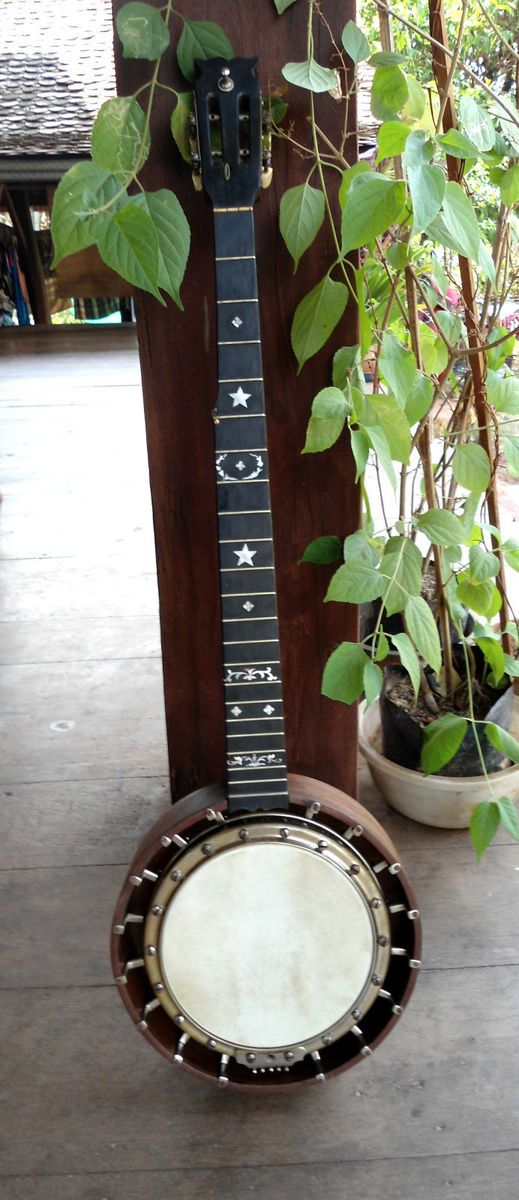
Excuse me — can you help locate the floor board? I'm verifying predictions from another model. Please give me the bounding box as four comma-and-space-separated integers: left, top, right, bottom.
1, 331, 518, 1198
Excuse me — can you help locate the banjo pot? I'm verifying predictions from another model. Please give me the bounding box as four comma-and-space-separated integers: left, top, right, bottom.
111, 58, 421, 1089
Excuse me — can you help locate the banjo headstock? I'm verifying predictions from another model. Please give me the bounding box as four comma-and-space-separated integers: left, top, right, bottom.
192, 58, 271, 206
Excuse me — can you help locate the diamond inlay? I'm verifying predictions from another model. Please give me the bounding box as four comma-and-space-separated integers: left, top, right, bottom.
231, 706, 242, 717
231, 316, 243, 328
243, 601, 254, 612
263, 705, 275, 715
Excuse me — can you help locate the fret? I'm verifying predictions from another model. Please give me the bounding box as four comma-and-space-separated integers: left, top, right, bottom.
213, 205, 253, 213
216, 298, 258, 304
223, 615, 277, 621
227, 732, 286, 739
217, 477, 270, 485
217, 412, 266, 420
224, 679, 281, 687
218, 377, 263, 383
223, 509, 271, 516
228, 791, 288, 801
218, 339, 261, 345
222, 591, 276, 598
223, 638, 279, 646
215, 255, 256, 261
219, 536, 272, 544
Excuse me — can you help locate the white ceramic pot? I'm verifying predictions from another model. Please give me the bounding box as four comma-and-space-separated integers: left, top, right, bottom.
359, 700, 519, 829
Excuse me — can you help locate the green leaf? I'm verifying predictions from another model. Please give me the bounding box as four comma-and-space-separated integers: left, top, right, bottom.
382, 537, 423, 615
408, 164, 446, 235
350, 428, 370, 480
367, 394, 411, 462
176, 19, 233, 83
406, 373, 433, 425
503, 437, 519, 478
401, 74, 427, 121
341, 175, 406, 254
485, 723, 519, 765
376, 121, 411, 164
325, 562, 384, 605
363, 661, 383, 707
496, 797, 519, 841
405, 594, 442, 673
338, 162, 371, 208
378, 333, 415, 404
459, 96, 495, 152
370, 51, 406, 67
500, 164, 519, 206
300, 535, 342, 565
375, 631, 390, 662
415, 509, 464, 548
437, 128, 480, 159
487, 370, 519, 415
97, 203, 163, 303
452, 443, 491, 494
404, 129, 434, 169
342, 21, 370, 64
282, 58, 337, 93
476, 636, 505, 685
332, 345, 361, 392
387, 240, 411, 270
303, 386, 350, 453
279, 181, 325, 272
440, 182, 481, 261
477, 240, 496, 287
170, 92, 193, 163
127, 189, 190, 308
291, 276, 348, 373
116, 2, 170, 60
343, 530, 379, 567
468, 545, 500, 581
364, 425, 397, 490
503, 539, 519, 571
51, 162, 120, 266
418, 324, 449, 376
371, 65, 409, 121
421, 713, 468, 774
390, 632, 421, 698
487, 326, 516, 371
456, 572, 501, 617
322, 642, 368, 705
273, 0, 299, 12
91, 97, 150, 178
470, 801, 500, 860
504, 654, 519, 678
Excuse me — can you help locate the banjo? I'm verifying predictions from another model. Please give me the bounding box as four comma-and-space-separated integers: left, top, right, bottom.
111, 57, 421, 1089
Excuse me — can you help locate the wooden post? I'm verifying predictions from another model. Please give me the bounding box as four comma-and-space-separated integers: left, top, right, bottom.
112, 0, 360, 800
5, 188, 51, 325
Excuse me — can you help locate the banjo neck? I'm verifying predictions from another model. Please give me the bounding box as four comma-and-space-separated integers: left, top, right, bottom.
194, 60, 289, 815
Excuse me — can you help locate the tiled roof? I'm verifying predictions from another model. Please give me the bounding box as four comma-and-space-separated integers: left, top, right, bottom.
0, 0, 116, 158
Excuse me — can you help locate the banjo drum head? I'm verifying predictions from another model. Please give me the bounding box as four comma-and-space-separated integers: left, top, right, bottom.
112, 781, 421, 1087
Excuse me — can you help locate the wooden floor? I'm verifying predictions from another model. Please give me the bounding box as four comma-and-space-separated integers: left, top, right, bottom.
1, 329, 518, 1199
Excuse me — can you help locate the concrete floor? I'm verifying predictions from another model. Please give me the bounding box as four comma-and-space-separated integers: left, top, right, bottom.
0, 329, 518, 1200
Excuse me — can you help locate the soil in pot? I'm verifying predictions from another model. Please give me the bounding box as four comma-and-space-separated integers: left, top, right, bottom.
380, 666, 508, 776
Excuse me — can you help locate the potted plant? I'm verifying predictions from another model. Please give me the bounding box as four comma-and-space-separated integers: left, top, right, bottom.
275, 0, 519, 856
50, 0, 519, 857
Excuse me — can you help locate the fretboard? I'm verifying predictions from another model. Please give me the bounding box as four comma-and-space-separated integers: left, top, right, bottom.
212, 206, 289, 814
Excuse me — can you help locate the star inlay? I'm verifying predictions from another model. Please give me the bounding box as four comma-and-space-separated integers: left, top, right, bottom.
234, 543, 257, 567
229, 387, 251, 408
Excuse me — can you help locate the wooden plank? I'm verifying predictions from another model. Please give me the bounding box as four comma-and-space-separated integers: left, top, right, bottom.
3, 1152, 519, 1200
0, 968, 518, 1176
0, 659, 168, 784
0, 561, 159, 621
54, 244, 133, 299
112, 0, 360, 801
0, 777, 170, 869
0, 616, 160, 667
